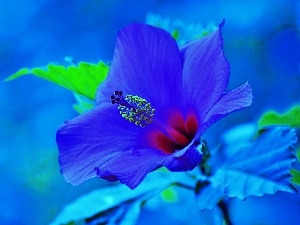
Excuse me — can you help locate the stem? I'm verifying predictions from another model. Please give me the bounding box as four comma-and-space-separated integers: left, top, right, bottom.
217, 199, 232, 225
198, 139, 210, 172
196, 140, 233, 225
172, 182, 194, 190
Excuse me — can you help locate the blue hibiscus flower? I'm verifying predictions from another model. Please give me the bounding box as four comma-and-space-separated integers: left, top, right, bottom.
56, 21, 252, 189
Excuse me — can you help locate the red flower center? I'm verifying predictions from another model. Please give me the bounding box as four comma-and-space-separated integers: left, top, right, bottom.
110, 91, 198, 154
150, 113, 198, 154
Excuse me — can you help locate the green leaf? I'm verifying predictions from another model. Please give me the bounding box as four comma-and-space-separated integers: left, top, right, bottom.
258, 105, 300, 129
291, 169, 300, 186
160, 187, 178, 202
171, 29, 180, 40
4, 61, 109, 100
72, 94, 94, 114
296, 148, 300, 161
4, 68, 31, 80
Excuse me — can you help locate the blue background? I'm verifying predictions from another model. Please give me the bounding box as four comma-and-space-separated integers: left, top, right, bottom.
1, 0, 299, 224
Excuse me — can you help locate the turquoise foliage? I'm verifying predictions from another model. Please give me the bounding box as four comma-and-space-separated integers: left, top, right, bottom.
145, 12, 217, 45
51, 172, 183, 225
196, 126, 298, 210
2, 1, 300, 224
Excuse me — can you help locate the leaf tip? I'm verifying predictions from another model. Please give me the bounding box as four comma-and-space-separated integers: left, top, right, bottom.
3, 68, 30, 82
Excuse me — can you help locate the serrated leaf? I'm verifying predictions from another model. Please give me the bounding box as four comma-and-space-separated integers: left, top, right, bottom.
196, 126, 298, 211
258, 105, 300, 129
51, 172, 178, 225
4, 62, 109, 100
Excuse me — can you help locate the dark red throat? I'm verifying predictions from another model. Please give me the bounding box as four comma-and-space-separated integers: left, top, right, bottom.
150, 113, 198, 154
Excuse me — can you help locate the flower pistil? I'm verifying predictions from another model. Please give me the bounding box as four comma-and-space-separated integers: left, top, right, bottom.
111, 91, 155, 128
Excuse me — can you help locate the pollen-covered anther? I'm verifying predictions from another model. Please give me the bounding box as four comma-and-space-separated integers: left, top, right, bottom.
111, 91, 155, 128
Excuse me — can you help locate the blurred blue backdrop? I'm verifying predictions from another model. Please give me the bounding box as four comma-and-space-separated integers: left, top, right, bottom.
1, 0, 299, 224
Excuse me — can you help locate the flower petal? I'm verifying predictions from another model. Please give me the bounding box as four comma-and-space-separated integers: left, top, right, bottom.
96, 24, 183, 112
161, 139, 203, 172
95, 148, 166, 189
180, 20, 230, 121
200, 82, 253, 134
56, 103, 146, 185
